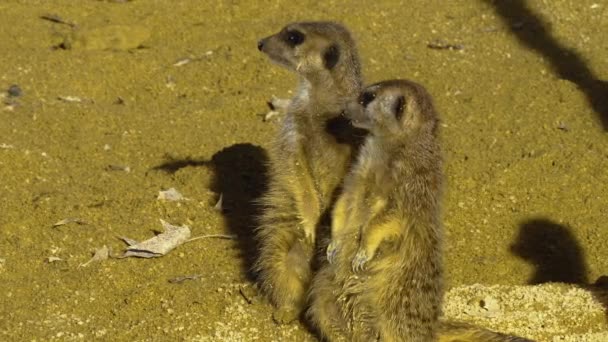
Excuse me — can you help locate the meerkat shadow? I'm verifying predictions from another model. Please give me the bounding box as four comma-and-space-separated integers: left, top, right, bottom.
486, 0, 608, 130
152, 143, 269, 281
205, 143, 269, 280
510, 218, 588, 285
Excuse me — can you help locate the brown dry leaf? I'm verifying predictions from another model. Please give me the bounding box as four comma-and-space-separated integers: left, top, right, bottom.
52, 217, 87, 227
46, 256, 63, 263
213, 194, 223, 211
79, 245, 110, 267
120, 219, 191, 258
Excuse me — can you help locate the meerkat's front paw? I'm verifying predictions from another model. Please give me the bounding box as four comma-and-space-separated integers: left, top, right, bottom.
326, 241, 339, 264
260, 96, 290, 122
352, 249, 370, 273
272, 306, 298, 325
303, 227, 315, 244
268, 95, 291, 112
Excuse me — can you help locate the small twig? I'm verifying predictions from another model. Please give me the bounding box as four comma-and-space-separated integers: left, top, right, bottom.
40, 14, 75, 28
186, 234, 237, 243
52, 217, 88, 227
168, 274, 203, 284
427, 40, 464, 51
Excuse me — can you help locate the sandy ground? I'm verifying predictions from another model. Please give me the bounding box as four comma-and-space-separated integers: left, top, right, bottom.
0, 0, 607, 341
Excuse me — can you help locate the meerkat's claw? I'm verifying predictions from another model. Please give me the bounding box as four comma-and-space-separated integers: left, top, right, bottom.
304, 229, 315, 244
273, 306, 299, 325
326, 241, 339, 264
352, 249, 369, 273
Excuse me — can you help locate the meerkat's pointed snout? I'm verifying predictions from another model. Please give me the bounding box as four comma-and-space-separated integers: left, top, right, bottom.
344, 91, 375, 130
257, 39, 265, 51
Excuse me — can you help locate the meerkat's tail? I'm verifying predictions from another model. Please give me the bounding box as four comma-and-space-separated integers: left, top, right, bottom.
253, 187, 313, 323
438, 321, 535, 342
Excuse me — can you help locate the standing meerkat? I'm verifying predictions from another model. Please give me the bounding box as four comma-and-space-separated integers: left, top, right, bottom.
306, 79, 443, 340
308, 79, 443, 341
254, 21, 365, 324
307, 80, 534, 342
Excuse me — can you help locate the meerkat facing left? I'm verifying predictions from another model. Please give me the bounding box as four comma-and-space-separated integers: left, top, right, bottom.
307, 81, 534, 342
308, 79, 444, 341
254, 21, 365, 324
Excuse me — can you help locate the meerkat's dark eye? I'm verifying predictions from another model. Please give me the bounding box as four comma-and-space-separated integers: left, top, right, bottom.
394, 96, 405, 120
285, 30, 305, 47
358, 92, 376, 107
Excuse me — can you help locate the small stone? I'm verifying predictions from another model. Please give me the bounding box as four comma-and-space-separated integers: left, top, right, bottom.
557, 121, 569, 132
157, 188, 185, 201
7, 85, 22, 97
480, 296, 501, 317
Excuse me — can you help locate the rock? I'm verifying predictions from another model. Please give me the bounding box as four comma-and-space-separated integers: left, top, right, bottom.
63, 25, 151, 50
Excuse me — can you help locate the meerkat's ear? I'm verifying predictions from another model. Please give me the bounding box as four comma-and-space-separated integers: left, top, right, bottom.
393, 95, 405, 121
323, 44, 340, 70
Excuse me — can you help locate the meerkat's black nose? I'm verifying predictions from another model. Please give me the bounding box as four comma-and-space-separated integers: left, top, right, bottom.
257, 40, 264, 51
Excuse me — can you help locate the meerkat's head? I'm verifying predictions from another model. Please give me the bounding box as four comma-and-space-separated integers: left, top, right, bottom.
347, 80, 438, 139
257, 21, 361, 91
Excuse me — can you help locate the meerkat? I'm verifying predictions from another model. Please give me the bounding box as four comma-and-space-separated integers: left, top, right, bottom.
307, 79, 443, 341
254, 21, 365, 324
307, 80, 534, 342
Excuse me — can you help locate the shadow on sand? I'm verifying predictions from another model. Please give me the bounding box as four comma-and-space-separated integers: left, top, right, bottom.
153, 143, 269, 281
511, 218, 608, 319
511, 218, 588, 284
485, 0, 608, 130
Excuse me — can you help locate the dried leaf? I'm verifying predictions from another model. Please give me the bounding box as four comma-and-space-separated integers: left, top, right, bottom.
52, 217, 87, 227
173, 58, 192, 67
157, 187, 185, 201
79, 245, 110, 267
213, 194, 223, 211
119, 236, 139, 246
46, 256, 63, 263
57, 96, 83, 103
121, 219, 191, 258
107, 164, 131, 172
